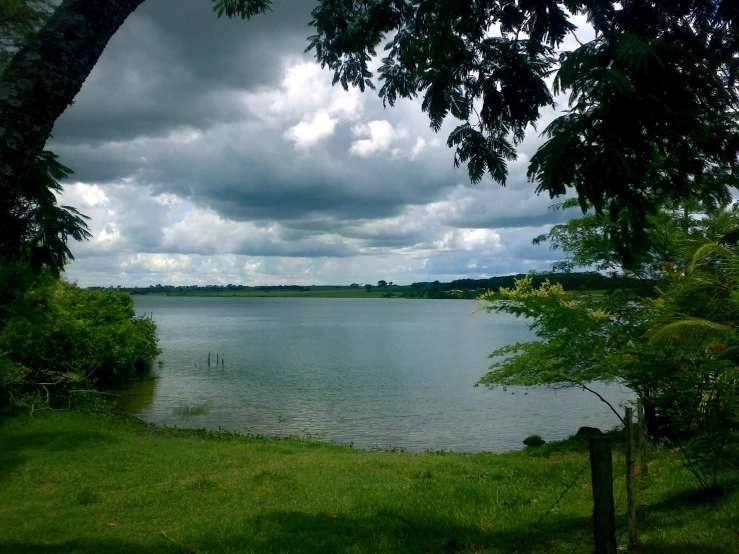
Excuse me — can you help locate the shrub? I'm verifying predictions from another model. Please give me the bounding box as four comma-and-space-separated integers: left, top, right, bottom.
523, 435, 546, 447
0, 263, 160, 411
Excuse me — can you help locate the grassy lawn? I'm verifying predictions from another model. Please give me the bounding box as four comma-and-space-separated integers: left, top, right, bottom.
0, 411, 737, 553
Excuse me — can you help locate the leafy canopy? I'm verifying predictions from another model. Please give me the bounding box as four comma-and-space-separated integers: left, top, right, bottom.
0, 0, 53, 73
305, 0, 739, 263
645, 237, 739, 489
0, 263, 160, 412
477, 206, 739, 489
0, 151, 92, 276
531, 198, 728, 281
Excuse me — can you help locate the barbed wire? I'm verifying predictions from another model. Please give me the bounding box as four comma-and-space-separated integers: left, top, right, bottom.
513, 457, 592, 554
570, 448, 628, 554
510, 435, 646, 554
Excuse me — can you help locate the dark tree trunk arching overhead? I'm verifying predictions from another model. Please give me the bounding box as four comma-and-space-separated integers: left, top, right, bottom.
0, 0, 145, 192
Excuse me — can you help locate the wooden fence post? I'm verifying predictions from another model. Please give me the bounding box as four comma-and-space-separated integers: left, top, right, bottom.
590, 437, 617, 554
637, 398, 648, 476
625, 407, 637, 550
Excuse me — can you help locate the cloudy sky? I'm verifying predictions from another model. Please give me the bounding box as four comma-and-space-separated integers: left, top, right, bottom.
51, 0, 592, 287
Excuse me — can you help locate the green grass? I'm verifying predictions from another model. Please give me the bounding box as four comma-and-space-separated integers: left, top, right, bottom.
0, 411, 737, 553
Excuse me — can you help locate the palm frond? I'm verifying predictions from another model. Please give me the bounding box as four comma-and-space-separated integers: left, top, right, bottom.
649, 318, 733, 359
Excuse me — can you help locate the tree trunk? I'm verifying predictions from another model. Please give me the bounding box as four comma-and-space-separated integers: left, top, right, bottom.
0, 0, 146, 191
642, 398, 661, 440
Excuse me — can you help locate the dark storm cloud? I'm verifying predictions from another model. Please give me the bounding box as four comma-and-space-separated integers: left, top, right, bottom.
48, 0, 568, 237
47, 0, 580, 285
51, 0, 317, 145
54, 115, 462, 226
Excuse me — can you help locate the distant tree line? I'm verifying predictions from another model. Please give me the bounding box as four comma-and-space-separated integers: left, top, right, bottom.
89, 284, 313, 295
403, 272, 639, 299
93, 272, 633, 298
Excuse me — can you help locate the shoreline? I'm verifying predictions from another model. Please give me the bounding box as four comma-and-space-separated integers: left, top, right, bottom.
1, 410, 735, 553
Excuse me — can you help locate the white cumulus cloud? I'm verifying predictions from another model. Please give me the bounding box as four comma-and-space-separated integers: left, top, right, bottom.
350, 120, 407, 157
284, 110, 338, 149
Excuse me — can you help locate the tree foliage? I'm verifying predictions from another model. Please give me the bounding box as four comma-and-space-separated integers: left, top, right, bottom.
531, 198, 724, 281
477, 207, 739, 489
2, 1, 738, 270
0, 0, 53, 73
307, 0, 739, 263
211, 0, 272, 19
646, 238, 739, 488
0, 150, 92, 276
0, 264, 160, 412
475, 276, 648, 418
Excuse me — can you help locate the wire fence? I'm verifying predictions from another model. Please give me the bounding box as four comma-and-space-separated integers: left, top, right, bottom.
512, 457, 592, 554
511, 421, 648, 554
505, 398, 712, 554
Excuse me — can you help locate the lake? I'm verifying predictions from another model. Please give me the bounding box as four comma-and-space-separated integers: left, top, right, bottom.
120, 296, 631, 452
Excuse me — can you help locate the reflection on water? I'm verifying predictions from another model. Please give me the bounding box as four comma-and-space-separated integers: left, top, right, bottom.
120, 296, 633, 452
114, 371, 157, 414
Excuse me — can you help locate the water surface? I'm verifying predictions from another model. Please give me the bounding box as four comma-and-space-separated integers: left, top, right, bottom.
120, 296, 631, 452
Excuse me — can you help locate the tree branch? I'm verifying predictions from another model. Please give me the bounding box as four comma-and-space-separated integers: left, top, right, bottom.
581, 384, 625, 425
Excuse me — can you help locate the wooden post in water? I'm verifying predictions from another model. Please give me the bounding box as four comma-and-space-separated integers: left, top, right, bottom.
216, 353, 219, 365
221, 353, 224, 366
625, 407, 637, 550
637, 398, 648, 476
590, 437, 617, 554
207, 352, 210, 367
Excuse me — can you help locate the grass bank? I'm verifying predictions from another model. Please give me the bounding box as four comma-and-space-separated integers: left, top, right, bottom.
1, 411, 737, 553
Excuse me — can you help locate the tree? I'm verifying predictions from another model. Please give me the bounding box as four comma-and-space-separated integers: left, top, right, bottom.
377, 280, 387, 288
646, 237, 739, 489
1, 0, 91, 275
2, 0, 738, 269
3, 150, 92, 275
531, 198, 722, 284
307, 0, 739, 263
475, 274, 648, 423
476, 207, 739, 489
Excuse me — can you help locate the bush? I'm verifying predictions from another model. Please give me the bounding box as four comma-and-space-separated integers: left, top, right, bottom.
0, 263, 160, 411
523, 435, 546, 447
